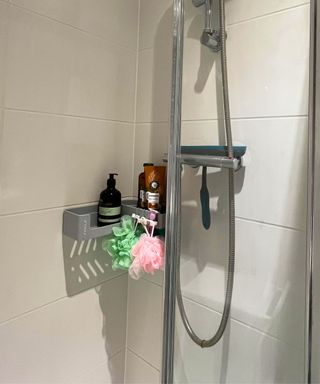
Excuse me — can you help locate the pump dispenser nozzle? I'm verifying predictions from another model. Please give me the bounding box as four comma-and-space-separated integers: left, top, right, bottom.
107, 173, 118, 188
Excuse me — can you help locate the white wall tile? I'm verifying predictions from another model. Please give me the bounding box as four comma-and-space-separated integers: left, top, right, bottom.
184, 0, 309, 29
75, 351, 125, 384
139, 0, 173, 50
225, 0, 309, 25
0, 287, 125, 383
125, 350, 160, 384
174, 298, 304, 384
179, 217, 306, 348
98, 275, 128, 358
0, 111, 134, 214
0, 0, 136, 382
182, 117, 308, 229
179, 118, 307, 347
133, 122, 169, 195
232, 117, 308, 229
4, 6, 136, 121
142, 271, 164, 287
0, 2, 8, 107
0, 209, 66, 323
127, 278, 163, 369
10, 0, 139, 51
182, 5, 310, 121
0, 208, 126, 324
228, 5, 310, 119
136, 47, 171, 123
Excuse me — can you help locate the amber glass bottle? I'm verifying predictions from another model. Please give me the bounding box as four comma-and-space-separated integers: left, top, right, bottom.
137, 163, 153, 209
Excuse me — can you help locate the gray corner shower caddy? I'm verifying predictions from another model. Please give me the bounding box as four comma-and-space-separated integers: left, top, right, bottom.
62, 200, 166, 297
63, 199, 166, 241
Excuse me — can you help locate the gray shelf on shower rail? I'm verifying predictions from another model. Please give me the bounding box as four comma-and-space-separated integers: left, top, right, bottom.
63, 200, 166, 241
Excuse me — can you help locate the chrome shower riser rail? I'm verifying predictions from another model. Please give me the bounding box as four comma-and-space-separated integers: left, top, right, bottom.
175, 0, 235, 351
179, 153, 241, 170
162, 0, 236, 381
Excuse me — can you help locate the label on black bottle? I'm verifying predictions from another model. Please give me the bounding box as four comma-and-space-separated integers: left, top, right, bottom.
99, 206, 121, 224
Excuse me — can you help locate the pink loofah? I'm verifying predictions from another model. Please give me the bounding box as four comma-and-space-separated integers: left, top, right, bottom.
129, 234, 165, 280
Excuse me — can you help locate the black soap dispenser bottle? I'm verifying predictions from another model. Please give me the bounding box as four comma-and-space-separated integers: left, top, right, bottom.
98, 173, 122, 226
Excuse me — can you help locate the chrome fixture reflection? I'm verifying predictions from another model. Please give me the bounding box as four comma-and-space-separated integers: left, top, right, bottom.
193, 0, 221, 51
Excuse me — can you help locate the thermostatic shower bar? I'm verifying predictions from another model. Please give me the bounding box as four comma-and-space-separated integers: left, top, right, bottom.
178, 154, 241, 170
164, 145, 246, 170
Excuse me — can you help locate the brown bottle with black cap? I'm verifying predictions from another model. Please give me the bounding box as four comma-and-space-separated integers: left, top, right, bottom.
137, 163, 153, 209
98, 173, 121, 226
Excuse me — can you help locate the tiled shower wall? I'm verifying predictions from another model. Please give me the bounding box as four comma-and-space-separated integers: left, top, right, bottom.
0, 0, 139, 382
127, 0, 311, 383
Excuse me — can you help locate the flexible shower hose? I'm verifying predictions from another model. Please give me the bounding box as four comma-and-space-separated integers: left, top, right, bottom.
176, 0, 235, 348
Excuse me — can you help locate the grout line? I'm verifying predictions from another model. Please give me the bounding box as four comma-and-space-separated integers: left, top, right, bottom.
4, 107, 135, 125
235, 215, 305, 232
0, 200, 98, 218
125, 3, 141, 379
0, 296, 67, 327
135, 120, 170, 125
138, 3, 310, 51
127, 347, 160, 372
0, 204, 303, 233
4, 108, 307, 125
7, 1, 137, 54
131, 0, 142, 198
227, 114, 308, 121
227, 2, 310, 29
138, 46, 155, 53
70, 349, 125, 382
107, 347, 124, 362
181, 296, 304, 352
141, 275, 163, 288
0, 273, 128, 328
124, 275, 131, 383
135, 115, 308, 125
180, 115, 308, 123
98, 272, 128, 287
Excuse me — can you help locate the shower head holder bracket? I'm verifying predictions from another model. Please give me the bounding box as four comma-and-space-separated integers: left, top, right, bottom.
201, 30, 221, 52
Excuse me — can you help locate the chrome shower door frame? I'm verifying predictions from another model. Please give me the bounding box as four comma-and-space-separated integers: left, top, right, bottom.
161, 0, 184, 383
307, 1, 320, 383
162, 0, 317, 383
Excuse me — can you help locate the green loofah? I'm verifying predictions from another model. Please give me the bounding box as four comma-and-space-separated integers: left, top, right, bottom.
102, 215, 143, 271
